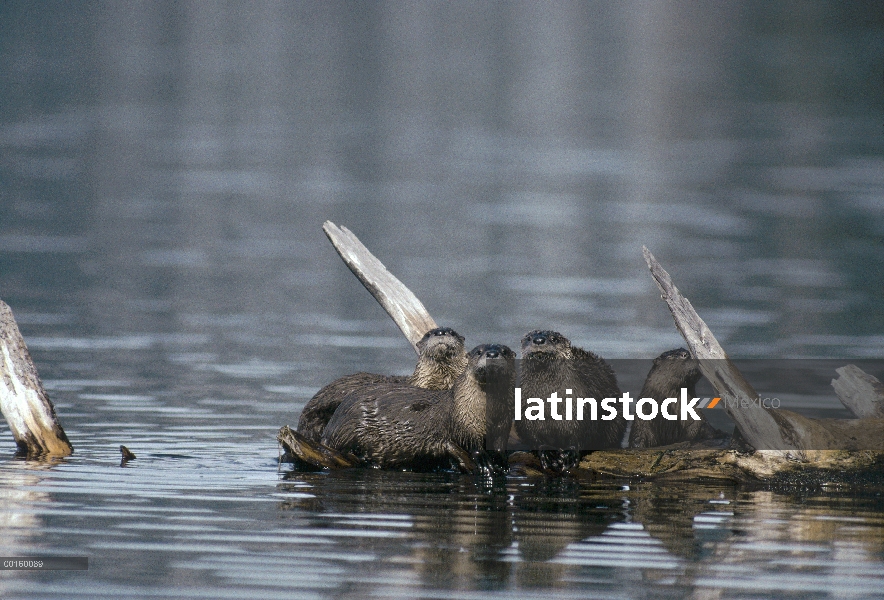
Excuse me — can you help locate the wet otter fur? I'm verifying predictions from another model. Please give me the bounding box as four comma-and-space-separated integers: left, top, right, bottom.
515, 330, 626, 471
320, 344, 516, 471
628, 348, 723, 448
296, 327, 467, 441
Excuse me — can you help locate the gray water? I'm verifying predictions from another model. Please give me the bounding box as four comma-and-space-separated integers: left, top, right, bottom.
1, 2, 884, 598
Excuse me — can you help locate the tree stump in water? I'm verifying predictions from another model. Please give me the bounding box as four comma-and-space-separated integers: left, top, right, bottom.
0, 301, 73, 457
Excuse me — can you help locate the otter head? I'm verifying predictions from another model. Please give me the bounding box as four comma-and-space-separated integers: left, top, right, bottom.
520, 330, 573, 362
652, 347, 702, 387
416, 327, 466, 361
468, 343, 517, 385
410, 327, 468, 390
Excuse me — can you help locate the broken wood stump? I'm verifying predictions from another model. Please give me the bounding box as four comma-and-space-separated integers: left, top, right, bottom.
323, 221, 438, 352
832, 365, 884, 418
0, 300, 73, 458
641, 247, 884, 477
642, 246, 798, 453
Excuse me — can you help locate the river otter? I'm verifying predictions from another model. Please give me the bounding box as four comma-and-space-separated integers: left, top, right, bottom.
319, 344, 516, 472
296, 327, 467, 441
515, 330, 626, 471
628, 348, 723, 448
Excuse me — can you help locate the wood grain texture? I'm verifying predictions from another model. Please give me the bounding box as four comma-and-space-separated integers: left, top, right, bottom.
642, 246, 796, 452
832, 365, 884, 418
0, 300, 73, 457
323, 221, 437, 353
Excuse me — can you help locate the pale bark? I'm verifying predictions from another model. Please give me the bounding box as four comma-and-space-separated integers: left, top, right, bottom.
642, 247, 797, 452
0, 301, 73, 457
323, 221, 438, 353
832, 365, 884, 418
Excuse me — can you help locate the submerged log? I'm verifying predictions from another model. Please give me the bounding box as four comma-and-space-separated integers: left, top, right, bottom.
323, 221, 438, 352
0, 301, 73, 457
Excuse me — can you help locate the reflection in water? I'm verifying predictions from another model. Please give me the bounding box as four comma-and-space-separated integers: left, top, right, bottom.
0, 461, 54, 598
1, 1, 883, 598
693, 489, 884, 598
0, 375, 882, 598
272, 470, 884, 598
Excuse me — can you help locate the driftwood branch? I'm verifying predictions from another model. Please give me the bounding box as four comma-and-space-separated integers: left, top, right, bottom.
641, 247, 884, 458
642, 247, 798, 451
832, 365, 884, 418
278, 425, 357, 469
323, 221, 438, 353
0, 301, 73, 457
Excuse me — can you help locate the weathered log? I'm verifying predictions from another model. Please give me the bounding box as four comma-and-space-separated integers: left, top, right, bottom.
323, 221, 438, 353
580, 443, 884, 483
643, 247, 804, 452
278, 425, 359, 469
642, 247, 882, 458
0, 301, 73, 457
832, 365, 884, 418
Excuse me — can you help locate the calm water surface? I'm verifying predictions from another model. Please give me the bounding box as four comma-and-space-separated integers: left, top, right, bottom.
1, 3, 883, 598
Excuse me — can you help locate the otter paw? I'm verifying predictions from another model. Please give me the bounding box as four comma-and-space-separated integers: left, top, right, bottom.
470, 449, 509, 476
538, 446, 579, 474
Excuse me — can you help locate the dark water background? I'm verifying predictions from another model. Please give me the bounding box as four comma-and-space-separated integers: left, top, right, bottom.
1, 2, 883, 598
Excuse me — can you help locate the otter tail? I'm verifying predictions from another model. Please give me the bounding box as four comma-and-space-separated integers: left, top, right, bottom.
277, 425, 360, 470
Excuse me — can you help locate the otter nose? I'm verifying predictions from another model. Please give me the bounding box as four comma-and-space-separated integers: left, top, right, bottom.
532, 334, 546, 345
485, 348, 500, 359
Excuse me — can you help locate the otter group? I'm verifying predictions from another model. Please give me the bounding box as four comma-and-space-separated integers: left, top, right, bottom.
289, 328, 516, 474
286, 326, 720, 475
